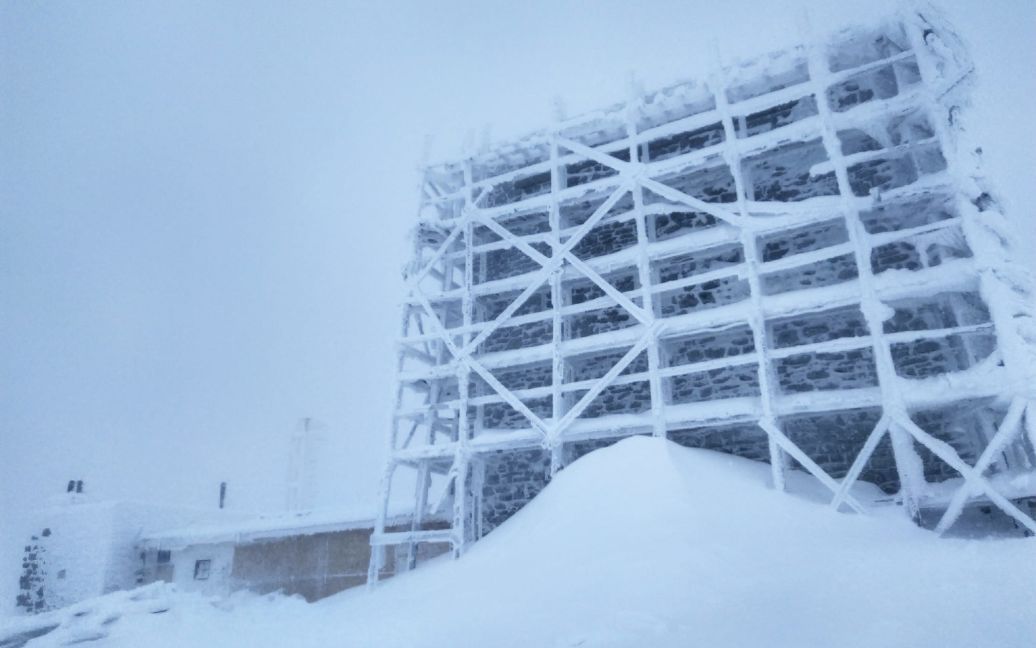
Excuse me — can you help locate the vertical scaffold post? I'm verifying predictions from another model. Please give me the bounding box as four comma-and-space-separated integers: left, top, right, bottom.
803, 16, 926, 519
711, 55, 788, 492
624, 79, 667, 440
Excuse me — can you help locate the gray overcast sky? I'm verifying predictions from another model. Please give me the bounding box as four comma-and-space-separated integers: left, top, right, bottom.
2, 0, 1034, 528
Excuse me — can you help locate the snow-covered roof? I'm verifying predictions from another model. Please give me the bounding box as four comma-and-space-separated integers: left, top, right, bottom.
140, 505, 414, 549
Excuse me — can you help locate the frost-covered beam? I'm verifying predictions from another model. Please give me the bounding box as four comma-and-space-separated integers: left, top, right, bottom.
548, 131, 567, 474
932, 398, 1026, 534
759, 419, 865, 513
711, 62, 790, 491
450, 158, 478, 556
556, 136, 747, 230
904, 11, 1036, 405
804, 18, 926, 518
398, 262, 985, 383
428, 47, 919, 200
895, 414, 1036, 535
829, 414, 891, 511
547, 330, 654, 444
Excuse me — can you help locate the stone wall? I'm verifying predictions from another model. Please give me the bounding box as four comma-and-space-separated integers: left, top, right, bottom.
561, 192, 634, 228
480, 448, 550, 534
768, 306, 868, 348
761, 254, 859, 295
651, 210, 717, 241
860, 193, 953, 234
570, 218, 638, 260
657, 277, 750, 316
661, 325, 755, 366
482, 396, 552, 430
566, 304, 639, 339
479, 320, 552, 354
561, 434, 642, 464
567, 347, 649, 382
652, 244, 742, 283
565, 148, 629, 187
480, 242, 552, 282
883, 291, 989, 333
890, 333, 993, 379
475, 286, 552, 322
738, 95, 818, 138
743, 139, 839, 202
647, 122, 725, 162
476, 361, 553, 394
570, 381, 652, 418
827, 64, 898, 112
472, 211, 550, 245
781, 407, 900, 493
757, 218, 848, 262
565, 269, 638, 305
870, 224, 971, 274
668, 364, 759, 403
653, 163, 736, 204
669, 423, 772, 464
775, 348, 879, 394
482, 171, 551, 208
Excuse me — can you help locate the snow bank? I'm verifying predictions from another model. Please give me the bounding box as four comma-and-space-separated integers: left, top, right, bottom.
8, 438, 1034, 647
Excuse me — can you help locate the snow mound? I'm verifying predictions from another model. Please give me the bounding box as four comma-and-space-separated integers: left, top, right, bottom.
9, 438, 1036, 648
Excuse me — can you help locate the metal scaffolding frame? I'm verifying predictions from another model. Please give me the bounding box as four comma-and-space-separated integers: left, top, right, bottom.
368, 11, 1036, 585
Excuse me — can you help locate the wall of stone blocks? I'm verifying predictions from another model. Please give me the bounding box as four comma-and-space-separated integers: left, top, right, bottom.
669, 423, 773, 465
481, 448, 551, 534
781, 407, 900, 493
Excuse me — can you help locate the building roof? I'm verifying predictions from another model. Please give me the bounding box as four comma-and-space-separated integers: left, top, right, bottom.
140, 504, 414, 549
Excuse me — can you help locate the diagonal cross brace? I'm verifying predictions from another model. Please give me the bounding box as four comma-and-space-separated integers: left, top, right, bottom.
546, 328, 655, 444
403, 181, 493, 300
407, 214, 470, 290
933, 398, 1027, 534
410, 287, 552, 436
895, 414, 1036, 535
408, 178, 650, 438
829, 414, 891, 511
555, 137, 748, 229
561, 251, 651, 325
454, 183, 634, 357
758, 419, 867, 513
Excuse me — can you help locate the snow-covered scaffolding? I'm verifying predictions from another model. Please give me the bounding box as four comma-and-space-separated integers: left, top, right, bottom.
369, 11, 1036, 583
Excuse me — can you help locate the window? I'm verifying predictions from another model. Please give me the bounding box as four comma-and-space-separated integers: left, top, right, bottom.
157, 550, 171, 564
193, 559, 211, 580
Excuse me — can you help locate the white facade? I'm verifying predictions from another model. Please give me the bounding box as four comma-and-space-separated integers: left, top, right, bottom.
14, 497, 243, 612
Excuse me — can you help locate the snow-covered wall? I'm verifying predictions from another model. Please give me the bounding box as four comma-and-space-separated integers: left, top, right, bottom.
12, 500, 236, 613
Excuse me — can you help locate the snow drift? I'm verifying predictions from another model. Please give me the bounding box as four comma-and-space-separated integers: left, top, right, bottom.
6, 437, 1034, 647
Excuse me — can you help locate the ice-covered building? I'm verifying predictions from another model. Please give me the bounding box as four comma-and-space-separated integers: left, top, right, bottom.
13, 497, 439, 611
13, 496, 238, 613
369, 11, 1036, 582
138, 509, 445, 601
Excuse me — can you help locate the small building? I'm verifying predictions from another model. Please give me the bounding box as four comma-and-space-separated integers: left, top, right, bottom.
138, 508, 449, 602
14, 497, 239, 613
14, 494, 448, 613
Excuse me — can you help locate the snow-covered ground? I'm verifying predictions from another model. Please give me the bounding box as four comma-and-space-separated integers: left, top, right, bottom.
5, 438, 1033, 648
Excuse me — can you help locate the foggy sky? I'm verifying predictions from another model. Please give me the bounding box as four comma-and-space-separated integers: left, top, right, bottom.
3, 0, 1034, 535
